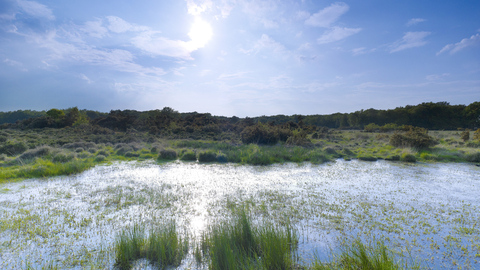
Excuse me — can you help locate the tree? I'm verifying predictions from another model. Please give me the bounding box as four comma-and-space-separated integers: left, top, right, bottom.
46, 108, 65, 119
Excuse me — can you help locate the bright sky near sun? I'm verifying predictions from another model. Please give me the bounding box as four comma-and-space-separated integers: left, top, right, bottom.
0, 0, 479, 117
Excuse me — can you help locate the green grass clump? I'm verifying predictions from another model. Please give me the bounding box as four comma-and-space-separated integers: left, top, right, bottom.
311, 238, 415, 270
400, 153, 416, 163
114, 221, 188, 270
198, 150, 217, 162
158, 149, 177, 160
200, 208, 298, 270
180, 149, 197, 161
358, 156, 377, 162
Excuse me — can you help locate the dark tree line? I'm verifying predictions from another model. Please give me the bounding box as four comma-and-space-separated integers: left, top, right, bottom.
1, 102, 479, 132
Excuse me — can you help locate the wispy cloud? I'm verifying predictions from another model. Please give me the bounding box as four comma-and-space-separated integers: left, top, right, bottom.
4, 58, 28, 71
406, 18, 426, 26
80, 20, 108, 38
437, 33, 480, 55
305, 2, 349, 28
16, 0, 55, 20
79, 74, 92, 83
218, 71, 250, 80
106, 16, 148, 33
317, 27, 361, 44
390, 31, 430, 53
185, 0, 213, 15
253, 34, 287, 54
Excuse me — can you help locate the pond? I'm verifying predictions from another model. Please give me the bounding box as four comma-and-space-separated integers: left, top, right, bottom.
0, 160, 479, 269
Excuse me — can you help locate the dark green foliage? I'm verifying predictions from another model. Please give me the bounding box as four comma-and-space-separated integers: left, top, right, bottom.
159, 149, 177, 160
198, 150, 217, 162
52, 152, 76, 163
389, 128, 436, 149
0, 140, 28, 156
241, 123, 282, 145
385, 155, 400, 161
460, 129, 470, 142
401, 153, 416, 163
125, 152, 140, 158
46, 109, 65, 119
17, 146, 52, 160
466, 152, 480, 163
180, 149, 197, 161
359, 156, 377, 162
95, 155, 106, 162
216, 152, 228, 163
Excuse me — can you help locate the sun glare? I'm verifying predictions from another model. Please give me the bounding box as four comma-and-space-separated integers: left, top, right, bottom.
188, 17, 213, 49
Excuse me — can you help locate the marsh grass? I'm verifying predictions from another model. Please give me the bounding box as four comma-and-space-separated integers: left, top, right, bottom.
114, 221, 188, 270
311, 238, 416, 270
201, 208, 298, 270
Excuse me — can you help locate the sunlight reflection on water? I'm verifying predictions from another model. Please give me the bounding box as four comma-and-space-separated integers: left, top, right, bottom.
0, 160, 479, 269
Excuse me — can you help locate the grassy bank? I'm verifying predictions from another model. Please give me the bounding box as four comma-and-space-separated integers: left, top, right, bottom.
1, 128, 479, 182
113, 209, 414, 270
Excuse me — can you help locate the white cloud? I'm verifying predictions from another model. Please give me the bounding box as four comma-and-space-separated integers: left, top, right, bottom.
294, 11, 310, 21
4, 58, 28, 71
426, 73, 449, 81
80, 20, 108, 38
390, 31, 430, 53
172, 67, 186, 76
106, 16, 149, 33
218, 0, 235, 18
16, 0, 55, 20
132, 32, 194, 60
305, 2, 349, 28
351, 47, 366, 55
79, 74, 92, 83
218, 71, 250, 80
437, 34, 480, 55
253, 34, 287, 54
406, 18, 426, 26
200, 69, 210, 76
0, 13, 16, 20
317, 27, 361, 44
260, 18, 278, 29
185, 0, 213, 15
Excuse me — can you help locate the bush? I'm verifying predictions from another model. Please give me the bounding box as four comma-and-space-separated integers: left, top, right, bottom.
180, 150, 196, 161
75, 147, 84, 153
17, 146, 52, 160
95, 155, 106, 162
53, 152, 76, 163
241, 123, 290, 145
466, 152, 480, 163
0, 140, 28, 156
460, 129, 470, 142
159, 149, 177, 160
216, 152, 228, 163
401, 153, 416, 162
198, 150, 217, 162
125, 152, 140, 158
359, 156, 377, 161
96, 150, 110, 156
385, 155, 400, 161
389, 127, 436, 149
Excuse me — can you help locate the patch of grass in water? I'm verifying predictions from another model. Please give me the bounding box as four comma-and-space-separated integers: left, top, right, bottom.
114, 221, 188, 270
311, 238, 419, 270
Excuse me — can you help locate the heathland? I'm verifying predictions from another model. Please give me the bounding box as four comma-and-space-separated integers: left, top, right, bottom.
1, 102, 480, 181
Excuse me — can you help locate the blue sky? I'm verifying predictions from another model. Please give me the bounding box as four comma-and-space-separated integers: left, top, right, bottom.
0, 0, 479, 117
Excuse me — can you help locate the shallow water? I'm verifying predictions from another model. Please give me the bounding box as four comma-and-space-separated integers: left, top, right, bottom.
0, 160, 479, 269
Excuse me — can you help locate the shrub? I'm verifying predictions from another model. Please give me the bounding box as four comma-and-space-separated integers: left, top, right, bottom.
216, 152, 228, 163
198, 150, 217, 162
241, 123, 280, 145
389, 127, 436, 149
17, 146, 52, 160
53, 152, 76, 163
359, 156, 377, 161
460, 129, 470, 142
401, 153, 416, 163
0, 140, 28, 156
180, 150, 197, 161
474, 129, 480, 141
364, 123, 380, 132
75, 147, 84, 153
95, 155, 106, 162
0, 153, 7, 161
385, 155, 400, 161
324, 147, 337, 155
96, 150, 110, 156
466, 152, 480, 163
125, 152, 140, 158
159, 149, 177, 160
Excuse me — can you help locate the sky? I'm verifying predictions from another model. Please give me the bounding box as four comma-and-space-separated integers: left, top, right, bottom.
0, 0, 479, 117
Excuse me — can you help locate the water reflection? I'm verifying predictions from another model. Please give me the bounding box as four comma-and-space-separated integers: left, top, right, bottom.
0, 160, 479, 269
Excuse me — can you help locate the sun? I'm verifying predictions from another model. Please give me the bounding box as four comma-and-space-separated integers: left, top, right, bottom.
187, 17, 213, 49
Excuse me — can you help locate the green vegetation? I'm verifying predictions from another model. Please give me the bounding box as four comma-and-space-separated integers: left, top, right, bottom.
114, 221, 188, 269
1, 103, 479, 181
